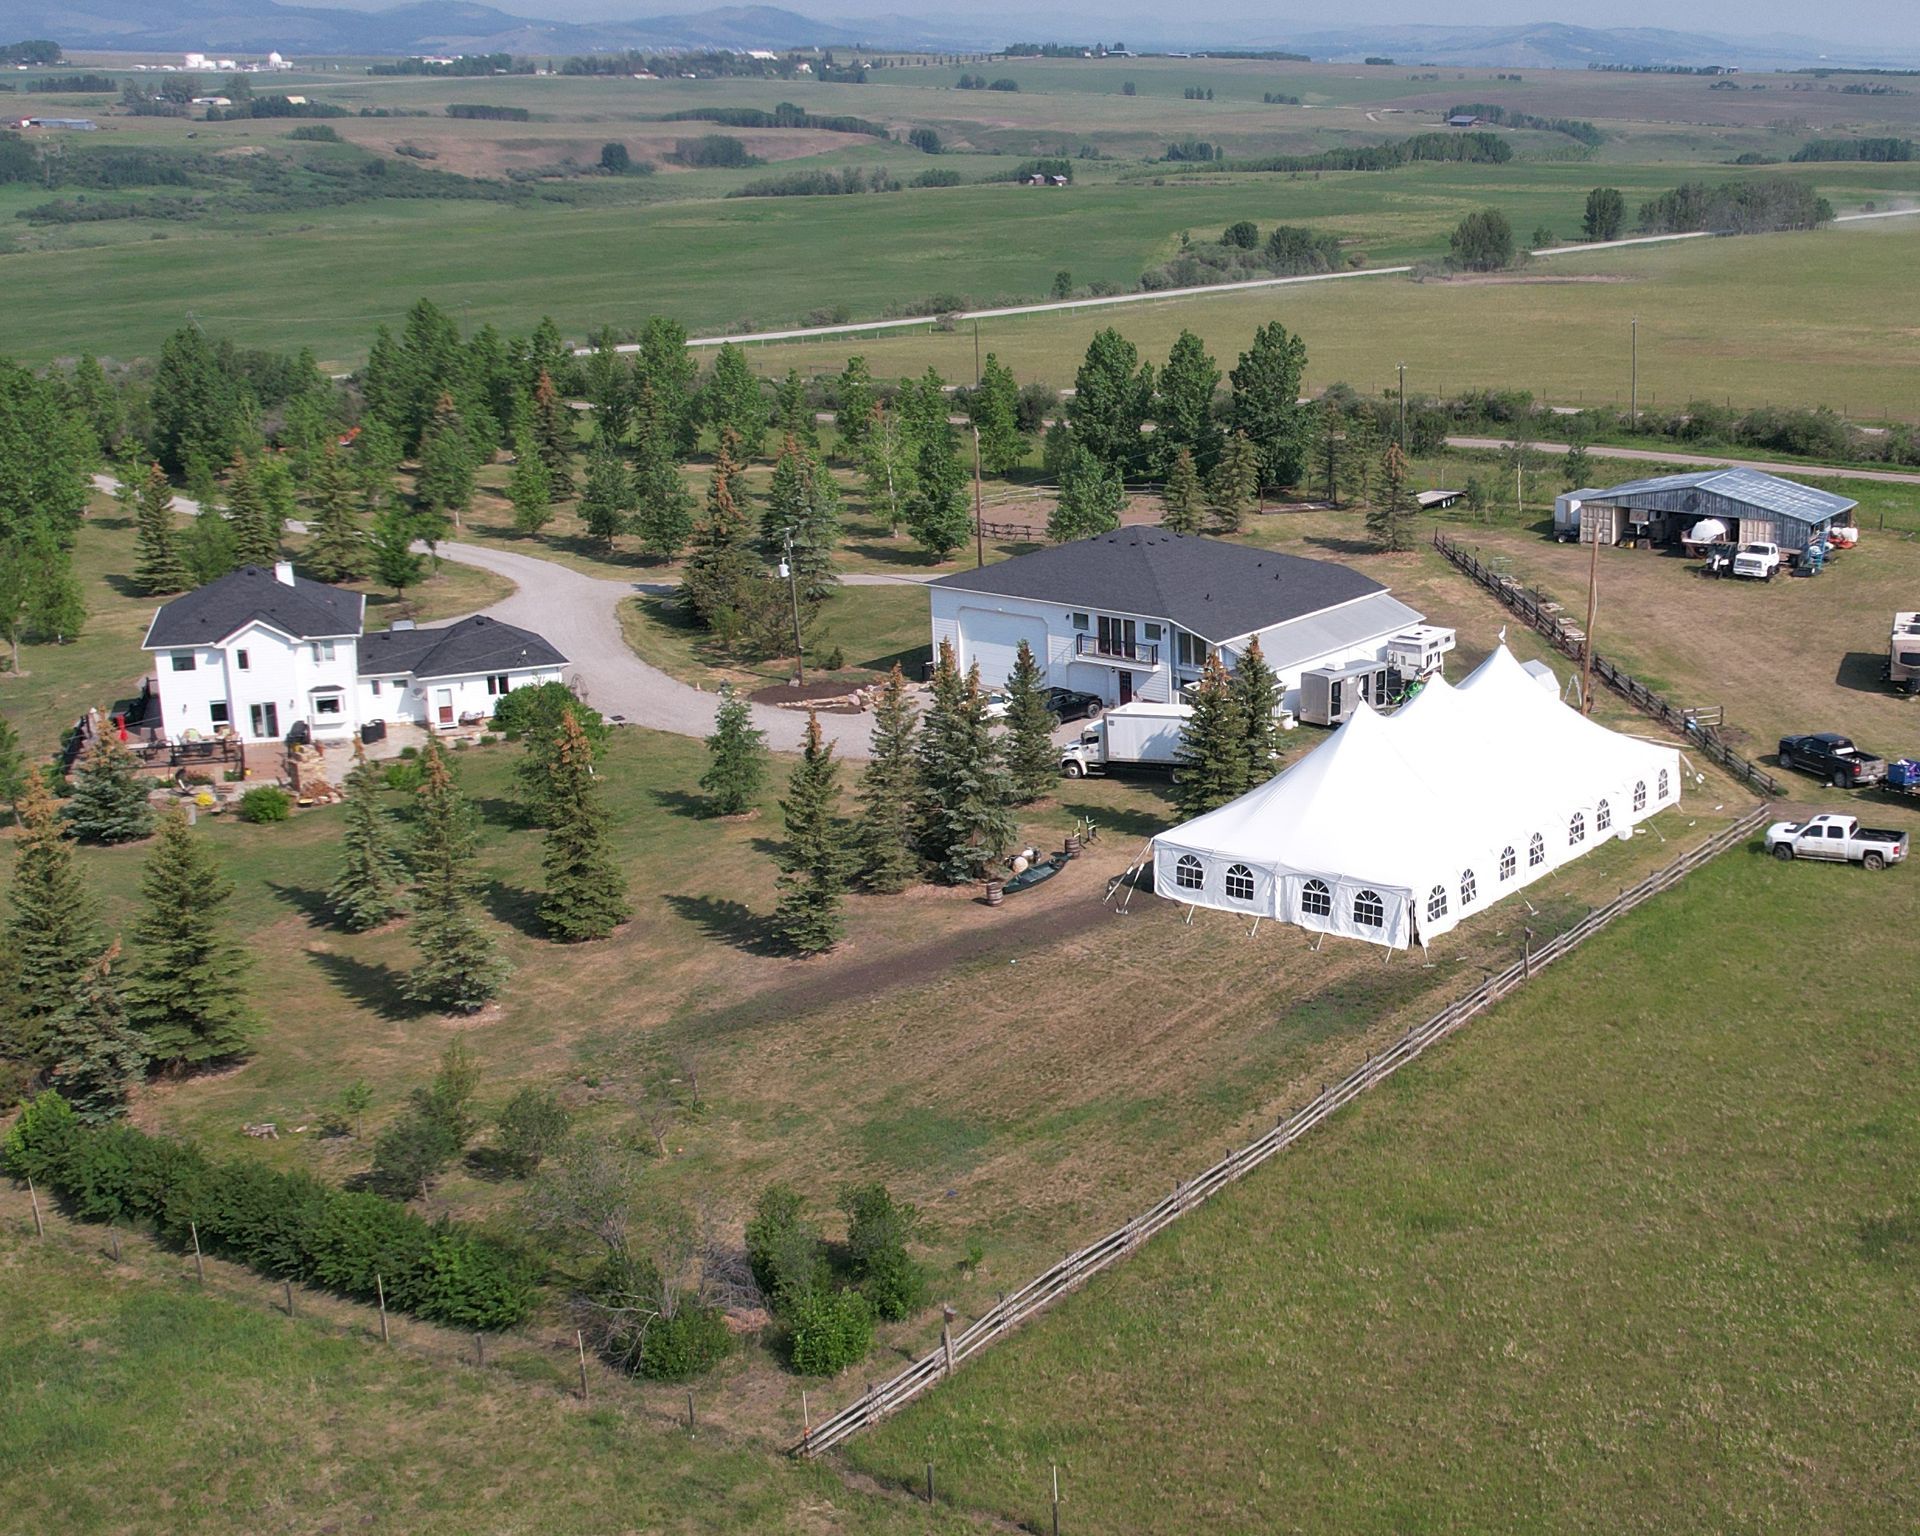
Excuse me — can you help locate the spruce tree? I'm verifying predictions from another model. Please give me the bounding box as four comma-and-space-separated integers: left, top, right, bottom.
0, 703, 25, 822
1173, 652, 1250, 817
705, 343, 767, 457
902, 373, 971, 560
835, 355, 877, 458
538, 707, 631, 942
631, 387, 695, 559
682, 434, 760, 631
855, 664, 921, 892
1050, 446, 1124, 542
327, 742, 408, 931
772, 713, 851, 955
125, 807, 257, 1071
1206, 433, 1260, 535
417, 392, 476, 524
578, 439, 634, 552
762, 437, 840, 603
1367, 441, 1417, 552
304, 441, 369, 582
1343, 410, 1381, 508
47, 942, 148, 1123
226, 454, 282, 569
972, 353, 1028, 475
1001, 640, 1058, 804
132, 462, 190, 595
403, 738, 510, 1015
774, 368, 818, 448
3, 775, 102, 1068
530, 370, 576, 495
1161, 446, 1205, 536
64, 724, 154, 845
700, 687, 768, 816
916, 642, 1016, 884
1311, 402, 1344, 505
179, 502, 238, 586
507, 418, 554, 535
1231, 637, 1281, 784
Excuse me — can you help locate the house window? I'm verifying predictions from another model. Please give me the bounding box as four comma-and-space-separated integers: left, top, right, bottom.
1143, 623, 1162, 643
1460, 869, 1477, 906
209, 701, 230, 727
1529, 833, 1545, 868
170, 651, 196, 672
1633, 779, 1647, 813
236, 649, 251, 671
486, 674, 512, 696
1658, 769, 1670, 801
1301, 878, 1331, 918
1569, 811, 1586, 846
1174, 854, 1204, 891
1070, 612, 1090, 632
1224, 864, 1255, 902
1596, 799, 1611, 833
249, 702, 279, 738
1176, 632, 1208, 668
311, 640, 336, 663
1427, 884, 1448, 922
313, 693, 343, 717
1353, 889, 1385, 928
369, 680, 382, 697
1498, 846, 1516, 881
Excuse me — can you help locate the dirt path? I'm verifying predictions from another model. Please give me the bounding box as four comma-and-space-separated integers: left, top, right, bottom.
1442, 440, 1920, 487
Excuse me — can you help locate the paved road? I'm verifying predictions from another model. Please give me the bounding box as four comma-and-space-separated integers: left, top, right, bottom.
574, 207, 1919, 356
1443, 440, 1920, 487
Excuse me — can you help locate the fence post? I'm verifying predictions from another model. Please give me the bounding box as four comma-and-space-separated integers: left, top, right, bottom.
285, 1279, 294, 1318
1052, 1463, 1062, 1536
576, 1330, 590, 1402
376, 1273, 390, 1344
801, 1390, 810, 1445
941, 1306, 956, 1376
26, 1175, 43, 1238
190, 1220, 205, 1283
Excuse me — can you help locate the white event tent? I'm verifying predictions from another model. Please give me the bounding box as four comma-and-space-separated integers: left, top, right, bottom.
1149, 646, 1683, 949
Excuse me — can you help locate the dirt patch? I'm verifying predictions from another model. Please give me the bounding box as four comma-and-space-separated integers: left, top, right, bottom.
333, 124, 876, 179
748, 677, 876, 711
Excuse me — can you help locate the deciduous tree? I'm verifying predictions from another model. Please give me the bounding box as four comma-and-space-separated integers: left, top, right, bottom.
971, 354, 1028, 475
834, 355, 877, 458
1228, 321, 1311, 491
1049, 445, 1124, 542
1154, 330, 1222, 475
860, 403, 914, 536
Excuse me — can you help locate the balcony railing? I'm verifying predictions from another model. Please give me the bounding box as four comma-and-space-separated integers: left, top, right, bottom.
1075, 633, 1161, 667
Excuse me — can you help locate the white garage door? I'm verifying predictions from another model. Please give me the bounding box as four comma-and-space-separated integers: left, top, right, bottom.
960, 608, 1049, 688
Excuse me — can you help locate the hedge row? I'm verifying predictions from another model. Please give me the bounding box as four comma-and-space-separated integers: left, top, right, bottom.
2, 1093, 538, 1329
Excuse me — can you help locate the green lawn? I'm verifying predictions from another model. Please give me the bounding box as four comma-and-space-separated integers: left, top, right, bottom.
846, 845, 1920, 1533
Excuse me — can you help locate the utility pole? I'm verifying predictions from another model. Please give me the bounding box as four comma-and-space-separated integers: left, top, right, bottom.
1629, 316, 1638, 429
1397, 362, 1407, 450
1581, 502, 1600, 716
973, 424, 986, 569
781, 526, 805, 684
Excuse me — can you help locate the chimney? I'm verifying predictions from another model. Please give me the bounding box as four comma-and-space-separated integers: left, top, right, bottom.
273, 560, 296, 587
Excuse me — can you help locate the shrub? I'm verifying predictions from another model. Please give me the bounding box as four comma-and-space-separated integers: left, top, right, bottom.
640, 1303, 734, 1380
492, 1087, 570, 1176
746, 1183, 827, 1315
238, 785, 292, 822
2, 1092, 535, 1327
841, 1182, 928, 1321
367, 1111, 461, 1198
908, 127, 942, 154
823, 645, 846, 671
787, 1286, 874, 1374
289, 124, 341, 142
383, 761, 424, 792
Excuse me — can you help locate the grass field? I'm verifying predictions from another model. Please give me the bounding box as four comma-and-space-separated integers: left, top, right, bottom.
844, 843, 1920, 1533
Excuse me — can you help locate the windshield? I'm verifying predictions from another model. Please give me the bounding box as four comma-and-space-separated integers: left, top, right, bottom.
1740, 543, 1771, 555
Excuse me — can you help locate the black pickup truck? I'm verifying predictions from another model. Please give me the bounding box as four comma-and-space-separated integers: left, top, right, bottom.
1777, 733, 1888, 788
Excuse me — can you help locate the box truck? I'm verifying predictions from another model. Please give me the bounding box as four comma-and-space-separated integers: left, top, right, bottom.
1058, 702, 1193, 778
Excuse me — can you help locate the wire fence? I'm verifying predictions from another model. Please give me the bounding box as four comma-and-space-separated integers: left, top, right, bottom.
1432, 531, 1784, 797
791, 803, 1770, 1459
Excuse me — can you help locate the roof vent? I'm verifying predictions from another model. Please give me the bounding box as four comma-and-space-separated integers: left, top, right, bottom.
273, 560, 296, 586
390, 619, 416, 632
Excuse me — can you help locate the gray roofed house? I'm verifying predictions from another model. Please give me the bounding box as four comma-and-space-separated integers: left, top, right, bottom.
359, 614, 568, 681
927, 529, 1424, 710
142, 562, 364, 650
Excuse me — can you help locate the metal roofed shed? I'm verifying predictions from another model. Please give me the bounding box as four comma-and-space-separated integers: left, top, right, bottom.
1553, 468, 1857, 564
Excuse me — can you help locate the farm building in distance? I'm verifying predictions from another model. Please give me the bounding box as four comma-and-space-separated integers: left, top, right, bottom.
928, 529, 1424, 710
1554, 468, 1857, 559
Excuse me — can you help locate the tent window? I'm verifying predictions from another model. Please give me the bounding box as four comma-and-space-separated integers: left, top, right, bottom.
1353, 889, 1384, 928
1460, 869, 1477, 906
1529, 833, 1545, 868
1658, 769, 1670, 801
1596, 799, 1611, 832
1174, 854, 1204, 892
1224, 864, 1255, 903
1427, 885, 1448, 922
1301, 879, 1331, 917
1498, 846, 1516, 882
1569, 811, 1586, 846
1633, 779, 1647, 812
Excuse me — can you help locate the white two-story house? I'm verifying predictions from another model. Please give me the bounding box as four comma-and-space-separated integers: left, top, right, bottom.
927, 529, 1426, 708
142, 563, 567, 745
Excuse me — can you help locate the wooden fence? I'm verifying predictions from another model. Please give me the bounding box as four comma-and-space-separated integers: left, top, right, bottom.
1432, 531, 1783, 797
792, 803, 1771, 1459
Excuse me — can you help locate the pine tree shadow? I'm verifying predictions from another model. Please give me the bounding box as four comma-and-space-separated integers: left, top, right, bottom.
651, 788, 711, 819
661, 893, 784, 956
482, 878, 544, 937
265, 880, 334, 928
103, 572, 147, 600
858, 642, 931, 676
1055, 801, 1171, 841
847, 542, 944, 569
305, 949, 424, 1022
469, 795, 528, 830
1299, 533, 1379, 557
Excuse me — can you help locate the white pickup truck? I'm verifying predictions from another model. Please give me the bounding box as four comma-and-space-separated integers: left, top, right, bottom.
1764, 813, 1909, 870
1732, 541, 1782, 580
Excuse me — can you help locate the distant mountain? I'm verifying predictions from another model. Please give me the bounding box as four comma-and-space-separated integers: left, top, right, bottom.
1265, 21, 1907, 71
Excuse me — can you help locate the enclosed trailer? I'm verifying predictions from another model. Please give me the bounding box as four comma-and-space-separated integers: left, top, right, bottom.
1298, 659, 1392, 727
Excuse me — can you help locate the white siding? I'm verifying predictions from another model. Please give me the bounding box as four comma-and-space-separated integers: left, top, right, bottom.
154, 622, 359, 743
929, 585, 1173, 706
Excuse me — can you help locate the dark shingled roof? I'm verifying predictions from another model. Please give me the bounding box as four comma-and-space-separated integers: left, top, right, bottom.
358, 615, 567, 680
143, 565, 363, 649
929, 529, 1388, 642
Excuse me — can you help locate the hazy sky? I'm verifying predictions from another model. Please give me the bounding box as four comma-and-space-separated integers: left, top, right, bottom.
287, 0, 1907, 47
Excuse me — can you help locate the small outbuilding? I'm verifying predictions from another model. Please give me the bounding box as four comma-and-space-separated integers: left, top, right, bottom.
1554, 467, 1857, 560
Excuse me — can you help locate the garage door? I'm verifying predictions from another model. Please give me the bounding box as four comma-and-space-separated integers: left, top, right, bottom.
960, 608, 1049, 688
